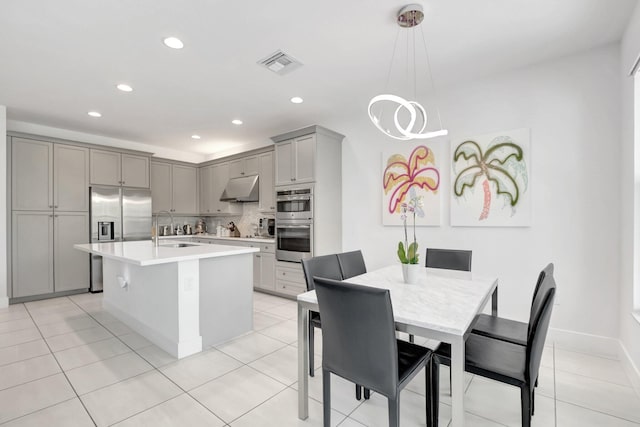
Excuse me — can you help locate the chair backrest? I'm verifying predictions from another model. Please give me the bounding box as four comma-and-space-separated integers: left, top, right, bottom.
301, 254, 343, 291
527, 263, 555, 337
313, 277, 400, 398
337, 250, 367, 279
526, 275, 556, 387
425, 248, 472, 271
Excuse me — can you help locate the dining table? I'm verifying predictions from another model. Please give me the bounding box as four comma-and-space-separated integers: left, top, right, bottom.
297, 264, 499, 427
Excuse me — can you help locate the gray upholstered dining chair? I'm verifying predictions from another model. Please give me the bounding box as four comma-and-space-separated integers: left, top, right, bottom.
301, 254, 369, 401
301, 254, 343, 376
313, 277, 437, 427
425, 248, 472, 271
337, 250, 367, 279
430, 272, 557, 427
472, 263, 554, 346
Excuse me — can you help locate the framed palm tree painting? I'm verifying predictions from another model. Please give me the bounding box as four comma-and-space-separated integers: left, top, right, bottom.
382, 143, 442, 226
451, 128, 531, 227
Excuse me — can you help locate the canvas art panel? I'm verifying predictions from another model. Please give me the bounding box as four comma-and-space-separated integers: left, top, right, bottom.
382, 143, 442, 226
451, 128, 531, 227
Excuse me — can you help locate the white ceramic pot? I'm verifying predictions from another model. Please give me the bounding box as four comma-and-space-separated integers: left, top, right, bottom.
402, 263, 420, 284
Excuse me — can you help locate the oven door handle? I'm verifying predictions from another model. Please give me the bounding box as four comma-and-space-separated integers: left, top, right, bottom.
276, 196, 311, 202
278, 224, 311, 229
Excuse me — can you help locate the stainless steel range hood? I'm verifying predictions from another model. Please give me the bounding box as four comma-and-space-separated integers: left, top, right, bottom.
220, 175, 259, 202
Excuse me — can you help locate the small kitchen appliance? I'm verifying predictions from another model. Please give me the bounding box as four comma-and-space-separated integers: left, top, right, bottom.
258, 217, 275, 237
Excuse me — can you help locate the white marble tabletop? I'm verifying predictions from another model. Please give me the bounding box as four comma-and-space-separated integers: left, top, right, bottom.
297, 264, 498, 336
74, 240, 258, 267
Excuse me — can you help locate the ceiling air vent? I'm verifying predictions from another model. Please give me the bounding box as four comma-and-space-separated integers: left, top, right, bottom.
258, 50, 302, 75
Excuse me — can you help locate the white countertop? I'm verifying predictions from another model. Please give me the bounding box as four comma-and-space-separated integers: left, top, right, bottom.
74, 240, 259, 266
160, 234, 275, 244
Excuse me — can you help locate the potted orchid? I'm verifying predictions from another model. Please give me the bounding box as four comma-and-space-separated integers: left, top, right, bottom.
397, 188, 424, 284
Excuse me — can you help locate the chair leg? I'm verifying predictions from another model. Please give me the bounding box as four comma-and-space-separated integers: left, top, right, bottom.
532, 388, 535, 416
388, 397, 400, 427
425, 360, 435, 427
309, 324, 315, 377
322, 369, 331, 427
409, 334, 415, 343
431, 360, 440, 426
520, 385, 531, 427
448, 368, 452, 397
364, 388, 370, 399
355, 384, 362, 400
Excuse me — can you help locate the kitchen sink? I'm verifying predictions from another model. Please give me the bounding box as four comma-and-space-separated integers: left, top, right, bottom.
160, 243, 198, 248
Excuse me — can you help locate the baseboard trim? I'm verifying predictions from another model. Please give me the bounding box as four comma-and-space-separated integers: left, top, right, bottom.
547, 327, 620, 358
0, 296, 8, 309
619, 341, 640, 398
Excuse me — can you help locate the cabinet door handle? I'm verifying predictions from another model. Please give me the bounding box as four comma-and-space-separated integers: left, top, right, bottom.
49, 214, 53, 218
54, 215, 58, 218
256, 255, 261, 258
122, 181, 125, 185
241, 172, 245, 175
54, 205, 58, 208
49, 205, 53, 208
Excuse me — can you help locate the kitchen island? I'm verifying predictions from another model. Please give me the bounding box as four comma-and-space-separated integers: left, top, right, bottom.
74, 240, 258, 358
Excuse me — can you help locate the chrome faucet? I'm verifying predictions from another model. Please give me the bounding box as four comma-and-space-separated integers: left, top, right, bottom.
153, 210, 174, 247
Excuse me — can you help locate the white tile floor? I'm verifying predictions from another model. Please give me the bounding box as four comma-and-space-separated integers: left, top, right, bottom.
0, 291, 639, 426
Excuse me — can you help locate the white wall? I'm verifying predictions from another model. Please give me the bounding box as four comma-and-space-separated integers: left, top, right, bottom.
620, 2, 640, 389
0, 106, 7, 308
324, 44, 622, 342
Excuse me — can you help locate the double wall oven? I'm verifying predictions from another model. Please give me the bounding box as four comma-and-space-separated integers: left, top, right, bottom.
276, 186, 313, 262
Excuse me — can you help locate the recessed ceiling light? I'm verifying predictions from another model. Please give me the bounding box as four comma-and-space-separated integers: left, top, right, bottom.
163, 37, 184, 49
232, 119, 243, 125
191, 135, 201, 140
116, 83, 133, 92
290, 96, 304, 104
88, 111, 102, 118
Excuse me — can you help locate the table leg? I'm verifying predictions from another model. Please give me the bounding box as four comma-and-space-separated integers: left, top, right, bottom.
491, 286, 498, 316
450, 336, 466, 427
298, 303, 309, 420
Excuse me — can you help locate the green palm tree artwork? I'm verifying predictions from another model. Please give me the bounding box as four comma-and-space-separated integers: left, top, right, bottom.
453, 135, 528, 221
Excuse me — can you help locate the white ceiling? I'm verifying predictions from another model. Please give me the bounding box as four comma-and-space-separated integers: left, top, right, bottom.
0, 0, 636, 159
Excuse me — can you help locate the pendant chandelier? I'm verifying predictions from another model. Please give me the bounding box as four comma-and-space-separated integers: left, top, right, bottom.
368, 4, 448, 141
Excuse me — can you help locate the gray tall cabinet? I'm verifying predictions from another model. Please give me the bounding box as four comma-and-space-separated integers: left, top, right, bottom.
10, 137, 90, 298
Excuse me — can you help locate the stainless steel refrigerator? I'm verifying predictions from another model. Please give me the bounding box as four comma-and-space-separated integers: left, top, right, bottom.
89, 186, 152, 292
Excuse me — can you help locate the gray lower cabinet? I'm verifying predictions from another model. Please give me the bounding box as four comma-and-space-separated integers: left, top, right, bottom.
256, 252, 275, 291
12, 211, 54, 297
54, 212, 90, 292
11, 211, 90, 298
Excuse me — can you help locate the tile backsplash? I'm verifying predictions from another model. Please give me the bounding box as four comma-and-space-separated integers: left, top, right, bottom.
206, 203, 274, 237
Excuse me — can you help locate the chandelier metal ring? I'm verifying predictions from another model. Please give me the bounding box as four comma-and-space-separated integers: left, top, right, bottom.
369, 94, 447, 140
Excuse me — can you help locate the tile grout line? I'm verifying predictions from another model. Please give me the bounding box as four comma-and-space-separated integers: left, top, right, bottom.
21, 297, 99, 427
553, 342, 557, 427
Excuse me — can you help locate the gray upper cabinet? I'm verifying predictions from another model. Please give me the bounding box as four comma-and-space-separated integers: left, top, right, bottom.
150, 161, 197, 214
90, 149, 121, 186
199, 166, 212, 214
121, 154, 150, 188
275, 134, 316, 185
54, 212, 89, 292
171, 165, 197, 214
90, 149, 149, 188
12, 137, 53, 211
12, 139, 89, 212
258, 152, 275, 212
54, 144, 89, 212
150, 161, 172, 213
12, 211, 54, 297
229, 156, 260, 178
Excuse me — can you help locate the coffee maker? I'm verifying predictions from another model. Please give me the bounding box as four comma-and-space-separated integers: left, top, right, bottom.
258, 217, 275, 237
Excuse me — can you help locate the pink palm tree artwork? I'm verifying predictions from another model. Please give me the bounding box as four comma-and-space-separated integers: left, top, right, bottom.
383, 145, 440, 218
